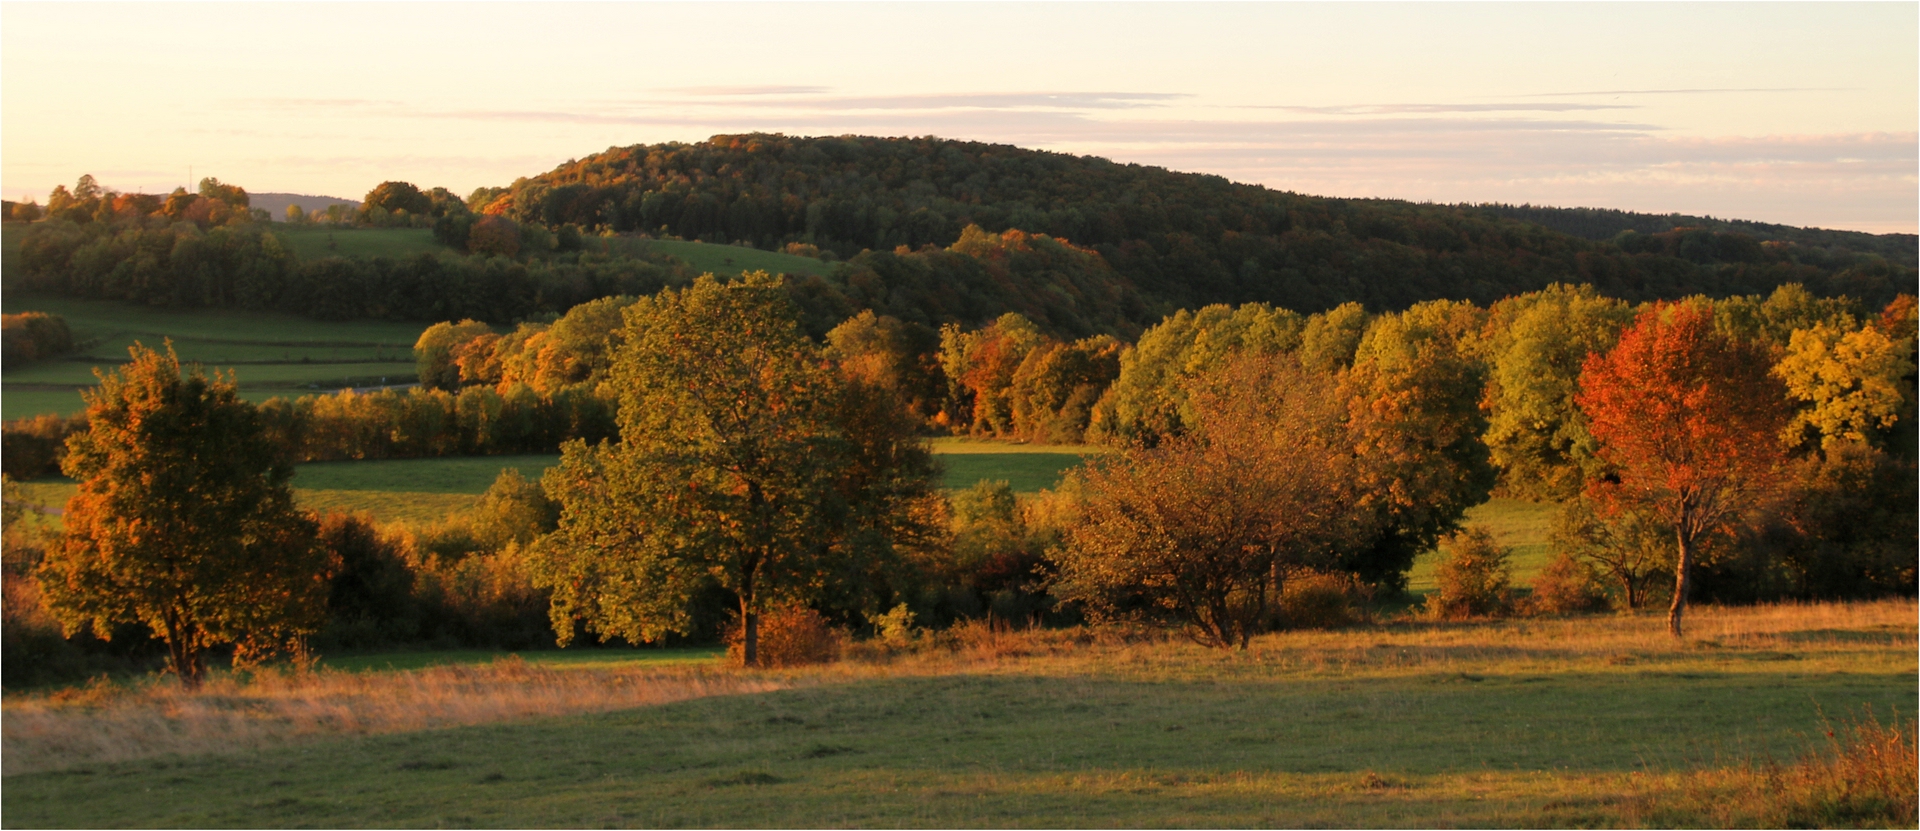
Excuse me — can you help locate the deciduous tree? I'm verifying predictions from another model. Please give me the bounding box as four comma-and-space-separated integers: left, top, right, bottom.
530, 273, 934, 665
1051, 353, 1366, 649
37, 344, 326, 685
1575, 303, 1791, 636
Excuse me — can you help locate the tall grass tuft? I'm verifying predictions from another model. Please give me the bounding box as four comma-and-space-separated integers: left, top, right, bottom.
1626, 708, 1918, 828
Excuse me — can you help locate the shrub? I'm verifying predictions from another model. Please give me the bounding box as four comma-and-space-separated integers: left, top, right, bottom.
1425, 526, 1513, 620
1, 312, 75, 366
726, 604, 841, 668
1524, 552, 1611, 615
1, 415, 84, 479
1278, 570, 1367, 630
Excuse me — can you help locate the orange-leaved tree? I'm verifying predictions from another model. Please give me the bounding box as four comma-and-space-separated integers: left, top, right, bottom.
38, 344, 326, 685
1575, 303, 1790, 637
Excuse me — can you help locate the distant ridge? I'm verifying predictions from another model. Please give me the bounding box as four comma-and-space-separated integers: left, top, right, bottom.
1465, 203, 1916, 267
251, 192, 358, 220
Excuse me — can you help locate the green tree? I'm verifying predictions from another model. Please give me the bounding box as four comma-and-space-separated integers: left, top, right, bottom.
360, 181, 432, 220
531, 273, 932, 665
1477, 284, 1634, 499
37, 344, 325, 685
1341, 299, 1495, 590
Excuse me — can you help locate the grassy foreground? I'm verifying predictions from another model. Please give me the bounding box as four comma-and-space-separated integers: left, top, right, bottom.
2, 600, 1912, 828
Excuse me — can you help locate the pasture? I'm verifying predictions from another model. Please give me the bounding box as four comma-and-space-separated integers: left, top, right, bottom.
603, 237, 833, 278
273, 226, 441, 260
2, 600, 1912, 827
0, 294, 424, 420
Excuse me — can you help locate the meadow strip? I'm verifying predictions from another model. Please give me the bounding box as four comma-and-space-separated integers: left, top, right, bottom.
1, 659, 785, 776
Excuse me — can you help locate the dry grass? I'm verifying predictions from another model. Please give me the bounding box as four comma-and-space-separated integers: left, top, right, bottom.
1624, 708, 1918, 828
0, 656, 784, 777
822, 598, 1918, 686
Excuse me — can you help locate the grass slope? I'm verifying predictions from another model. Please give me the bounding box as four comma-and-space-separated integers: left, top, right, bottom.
607, 238, 832, 278
5, 602, 1911, 828
1, 294, 426, 420
273, 226, 442, 260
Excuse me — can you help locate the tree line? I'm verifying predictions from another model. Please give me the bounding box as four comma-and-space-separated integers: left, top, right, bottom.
5, 274, 1913, 683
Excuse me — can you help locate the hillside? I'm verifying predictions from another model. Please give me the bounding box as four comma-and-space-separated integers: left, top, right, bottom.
479, 133, 1912, 334
1467, 203, 1918, 266
249, 192, 359, 219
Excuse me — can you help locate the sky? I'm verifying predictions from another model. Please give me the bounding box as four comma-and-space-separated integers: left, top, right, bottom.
4, 2, 1915, 234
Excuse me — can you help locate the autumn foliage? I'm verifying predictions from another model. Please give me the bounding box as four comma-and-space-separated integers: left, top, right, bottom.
1576, 303, 1792, 635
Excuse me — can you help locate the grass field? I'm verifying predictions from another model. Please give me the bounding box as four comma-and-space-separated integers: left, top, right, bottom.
1, 294, 426, 420
272, 226, 443, 260
3, 600, 1911, 827
603, 237, 833, 278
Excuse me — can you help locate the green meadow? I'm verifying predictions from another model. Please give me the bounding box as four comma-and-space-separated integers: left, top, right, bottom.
0, 293, 424, 420
604, 237, 833, 278
4, 601, 1911, 828
273, 226, 441, 260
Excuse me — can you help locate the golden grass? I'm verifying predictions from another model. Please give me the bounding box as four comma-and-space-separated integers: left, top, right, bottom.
0, 657, 784, 777
1622, 708, 1918, 828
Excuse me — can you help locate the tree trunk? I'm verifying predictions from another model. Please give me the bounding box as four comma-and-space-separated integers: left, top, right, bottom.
1667, 529, 1694, 638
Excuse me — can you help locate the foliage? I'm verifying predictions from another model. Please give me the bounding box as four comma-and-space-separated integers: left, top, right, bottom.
1774, 311, 1917, 451
489, 134, 1912, 329
1549, 495, 1672, 609
1475, 284, 1634, 499
1088, 302, 1305, 444
1052, 354, 1367, 648
13, 218, 691, 324
1523, 552, 1610, 616
826, 310, 944, 424
724, 603, 842, 668
1576, 303, 1792, 635
1276, 570, 1367, 630
1341, 300, 1496, 591
36, 344, 327, 684
414, 319, 494, 390
1424, 526, 1514, 620
530, 273, 936, 665
1, 414, 84, 479
2, 311, 75, 366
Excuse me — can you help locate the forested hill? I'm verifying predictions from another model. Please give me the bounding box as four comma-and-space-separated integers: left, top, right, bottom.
481, 133, 1912, 334
1465, 203, 1918, 266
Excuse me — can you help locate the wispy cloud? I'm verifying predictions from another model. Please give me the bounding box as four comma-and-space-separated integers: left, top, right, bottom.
1524, 87, 1858, 97
1246, 103, 1635, 114
663, 85, 832, 96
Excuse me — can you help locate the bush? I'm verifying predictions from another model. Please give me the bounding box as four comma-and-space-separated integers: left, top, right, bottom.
1, 312, 74, 366
1, 415, 84, 479
1425, 526, 1513, 620
726, 604, 841, 668
1524, 552, 1611, 615
1278, 570, 1367, 630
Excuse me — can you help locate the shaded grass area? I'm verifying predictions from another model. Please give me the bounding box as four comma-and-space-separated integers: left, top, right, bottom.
606, 237, 832, 278
5, 602, 1912, 828
1, 293, 426, 419
291, 455, 563, 494
273, 227, 442, 260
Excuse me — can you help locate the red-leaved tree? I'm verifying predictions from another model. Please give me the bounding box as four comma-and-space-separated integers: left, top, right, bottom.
1575, 303, 1790, 637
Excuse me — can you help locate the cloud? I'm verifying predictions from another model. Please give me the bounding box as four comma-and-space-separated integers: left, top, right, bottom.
1524, 87, 1858, 97
663, 85, 833, 96
1246, 103, 1635, 114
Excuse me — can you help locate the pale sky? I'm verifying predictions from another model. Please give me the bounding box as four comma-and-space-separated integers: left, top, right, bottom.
5, 2, 1916, 233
